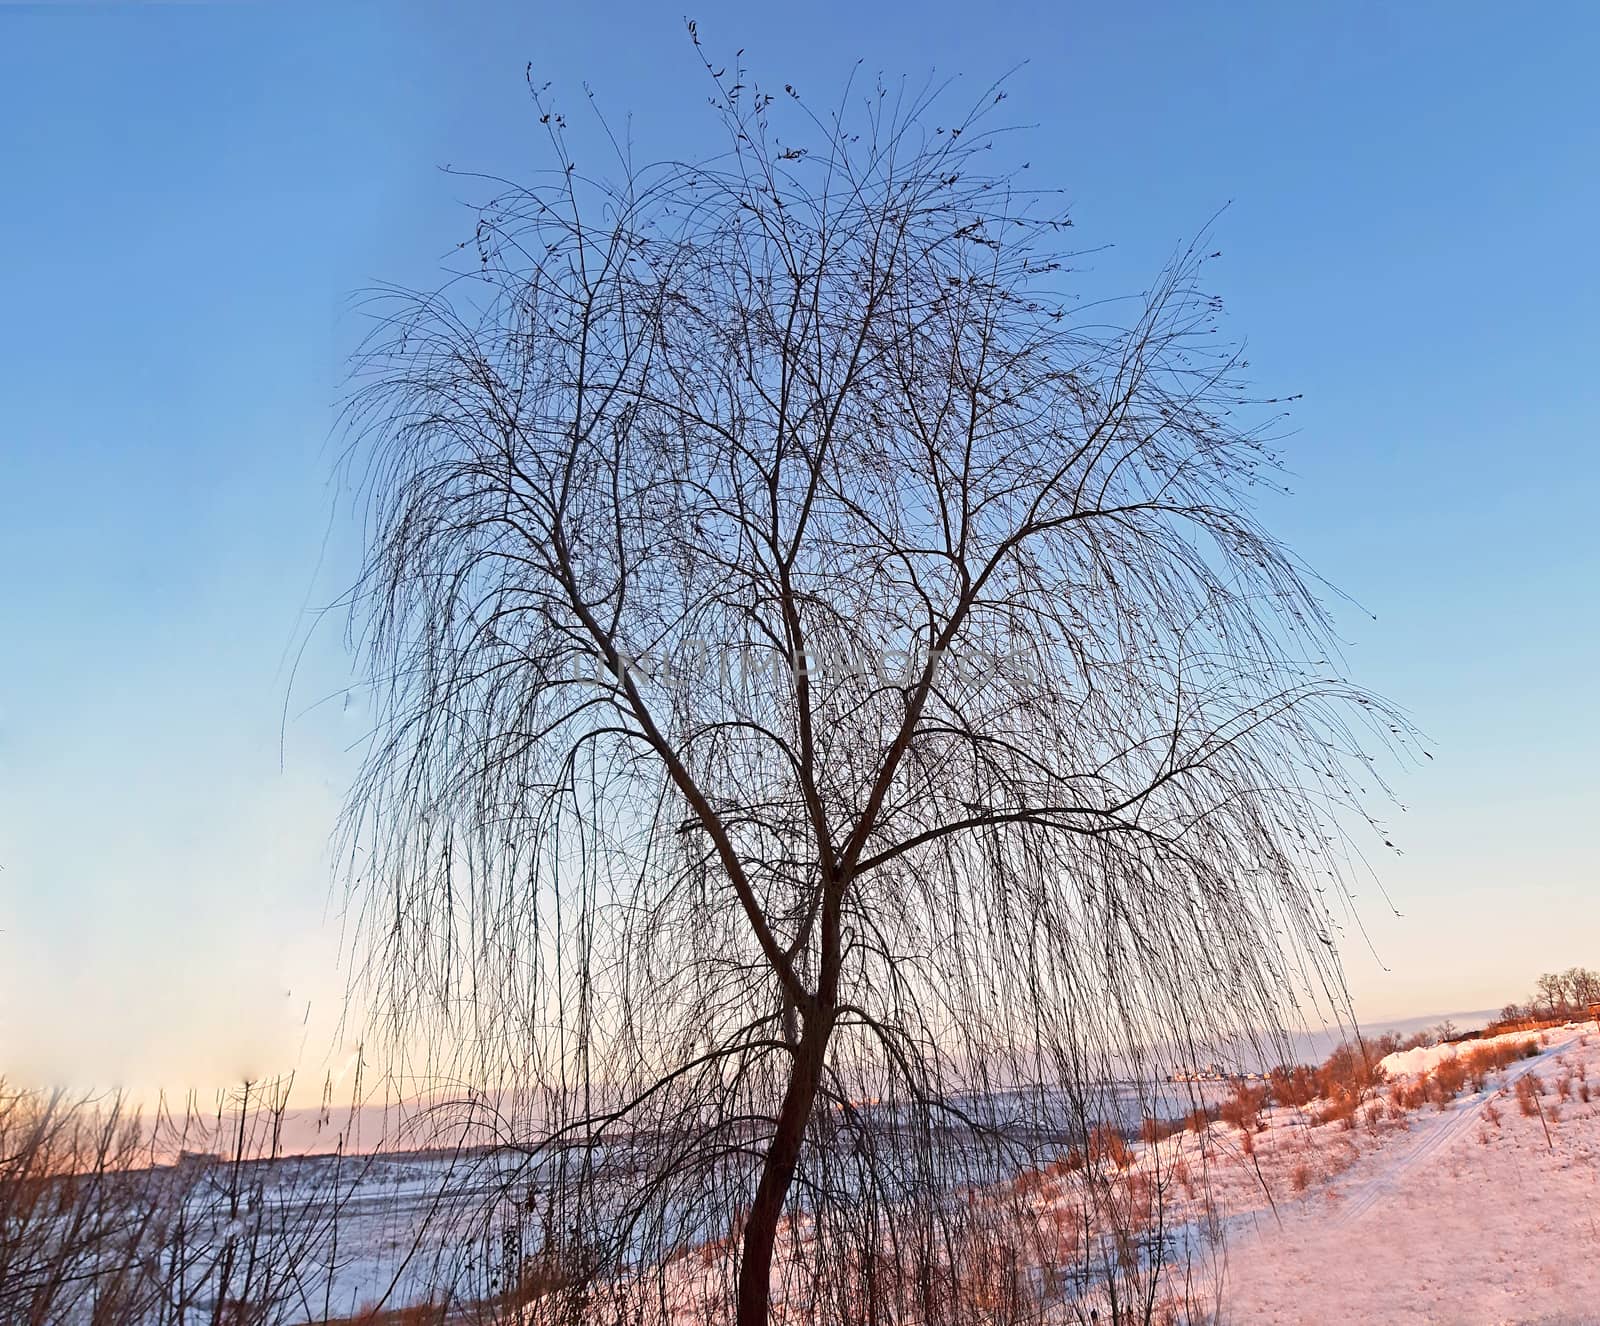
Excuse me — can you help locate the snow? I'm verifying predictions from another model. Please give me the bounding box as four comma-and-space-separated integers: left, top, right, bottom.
473, 1022, 1600, 1323
1221, 1024, 1600, 1323
97, 1024, 1600, 1323
1376, 1026, 1546, 1081
640, 1020, 1600, 1325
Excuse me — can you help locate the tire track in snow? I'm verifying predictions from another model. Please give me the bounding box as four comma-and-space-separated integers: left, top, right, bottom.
1332, 1029, 1576, 1228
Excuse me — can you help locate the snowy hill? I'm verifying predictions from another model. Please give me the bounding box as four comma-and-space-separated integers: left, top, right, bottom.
1218, 1023, 1600, 1322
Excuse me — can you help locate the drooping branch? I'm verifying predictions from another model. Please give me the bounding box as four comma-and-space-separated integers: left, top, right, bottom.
338, 50, 1411, 1326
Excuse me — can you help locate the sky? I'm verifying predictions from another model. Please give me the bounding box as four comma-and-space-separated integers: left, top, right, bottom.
1, 2, 1595, 1100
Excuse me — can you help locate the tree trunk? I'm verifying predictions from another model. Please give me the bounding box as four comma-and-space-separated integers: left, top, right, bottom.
736, 1012, 834, 1326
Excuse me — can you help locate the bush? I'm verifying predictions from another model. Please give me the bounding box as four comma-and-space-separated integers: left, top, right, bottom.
1316, 1041, 1387, 1106
1515, 1074, 1544, 1117
1268, 1064, 1319, 1108
1088, 1125, 1134, 1170
1314, 1093, 1361, 1127
1172, 1158, 1195, 1199
1219, 1080, 1269, 1132
1388, 1037, 1543, 1106
1392, 1072, 1431, 1113
0, 1078, 365, 1326
1432, 1055, 1468, 1103
1140, 1114, 1185, 1145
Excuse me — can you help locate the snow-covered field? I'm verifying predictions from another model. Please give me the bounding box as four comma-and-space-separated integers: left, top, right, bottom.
344, 1023, 1600, 1324
588, 1024, 1600, 1325
1208, 1024, 1600, 1323
31, 1024, 1594, 1323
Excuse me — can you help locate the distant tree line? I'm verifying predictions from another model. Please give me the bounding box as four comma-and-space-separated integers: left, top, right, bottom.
1495, 967, 1600, 1027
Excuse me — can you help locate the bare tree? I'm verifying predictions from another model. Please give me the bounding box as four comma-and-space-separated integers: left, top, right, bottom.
1535, 972, 1569, 1021
340, 47, 1405, 1326
1566, 968, 1600, 1010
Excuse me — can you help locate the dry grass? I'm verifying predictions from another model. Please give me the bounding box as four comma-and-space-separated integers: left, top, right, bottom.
1371, 1037, 1542, 1121
1431, 1056, 1469, 1103
1267, 1065, 1320, 1108
1089, 1124, 1135, 1170
1515, 1073, 1546, 1117
1172, 1158, 1196, 1200
315, 1306, 450, 1326
0, 1077, 400, 1326
1312, 1093, 1361, 1127
1219, 1081, 1269, 1132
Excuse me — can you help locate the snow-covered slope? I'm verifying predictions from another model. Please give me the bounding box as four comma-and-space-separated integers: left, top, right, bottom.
1222, 1024, 1600, 1324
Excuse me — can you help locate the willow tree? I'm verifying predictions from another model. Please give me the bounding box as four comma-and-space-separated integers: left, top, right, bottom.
342, 51, 1401, 1326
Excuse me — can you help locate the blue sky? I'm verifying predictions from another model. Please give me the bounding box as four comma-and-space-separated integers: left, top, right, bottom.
1, 2, 1595, 1096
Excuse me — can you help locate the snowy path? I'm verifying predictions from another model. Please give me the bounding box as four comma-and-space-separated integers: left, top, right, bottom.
1220, 1024, 1600, 1323
1331, 1028, 1576, 1227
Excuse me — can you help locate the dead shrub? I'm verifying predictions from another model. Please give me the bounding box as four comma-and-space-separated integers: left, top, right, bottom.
1140, 1114, 1184, 1145
1040, 1203, 1083, 1273
0, 1078, 372, 1326
1317, 1041, 1387, 1102
1399, 1076, 1430, 1112
1431, 1055, 1468, 1103
1123, 1171, 1156, 1227
323, 1304, 450, 1326
1088, 1125, 1134, 1170
1011, 1167, 1046, 1197
1515, 1074, 1544, 1117
1172, 1158, 1195, 1200
1464, 1038, 1542, 1086
1291, 1163, 1311, 1193
1268, 1064, 1320, 1108
1219, 1080, 1269, 1132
